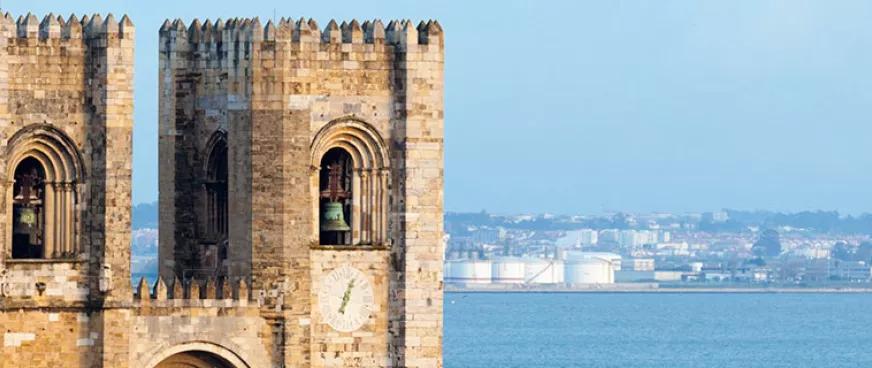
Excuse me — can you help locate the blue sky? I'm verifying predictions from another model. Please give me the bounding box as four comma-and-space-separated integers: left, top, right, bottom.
5, 1, 872, 214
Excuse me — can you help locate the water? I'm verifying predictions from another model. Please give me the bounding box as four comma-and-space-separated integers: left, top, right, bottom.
445, 292, 872, 368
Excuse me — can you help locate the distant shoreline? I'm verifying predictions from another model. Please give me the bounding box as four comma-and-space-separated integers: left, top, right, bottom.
445, 284, 872, 294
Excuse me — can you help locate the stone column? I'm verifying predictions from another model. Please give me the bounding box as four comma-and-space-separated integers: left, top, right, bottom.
63, 183, 74, 258
379, 168, 389, 245
310, 166, 320, 243
352, 169, 361, 244
359, 169, 370, 244
44, 183, 56, 258
59, 183, 68, 258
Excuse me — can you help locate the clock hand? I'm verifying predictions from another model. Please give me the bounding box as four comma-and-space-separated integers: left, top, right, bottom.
338, 278, 356, 315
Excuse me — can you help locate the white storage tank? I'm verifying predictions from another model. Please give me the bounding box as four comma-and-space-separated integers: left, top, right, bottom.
564, 252, 620, 284
524, 259, 564, 284
491, 257, 526, 284
445, 260, 492, 284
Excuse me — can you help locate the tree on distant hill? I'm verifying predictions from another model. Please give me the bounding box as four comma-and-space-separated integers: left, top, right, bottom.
132, 201, 159, 230
856, 242, 872, 263
752, 229, 781, 258
611, 213, 631, 229
832, 242, 853, 261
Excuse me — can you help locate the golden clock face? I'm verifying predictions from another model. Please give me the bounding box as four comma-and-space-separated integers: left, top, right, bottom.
318, 265, 375, 332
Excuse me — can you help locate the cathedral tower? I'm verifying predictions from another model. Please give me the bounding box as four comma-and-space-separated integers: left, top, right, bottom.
159, 17, 445, 367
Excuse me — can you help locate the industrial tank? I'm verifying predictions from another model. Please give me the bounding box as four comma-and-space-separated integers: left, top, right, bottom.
523, 259, 564, 284
491, 257, 526, 284
445, 260, 492, 284
564, 252, 620, 284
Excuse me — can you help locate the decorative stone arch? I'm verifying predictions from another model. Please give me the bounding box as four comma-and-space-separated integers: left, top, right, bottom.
5, 124, 84, 260
203, 129, 228, 176
144, 341, 251, 368
310, 117, 390, 246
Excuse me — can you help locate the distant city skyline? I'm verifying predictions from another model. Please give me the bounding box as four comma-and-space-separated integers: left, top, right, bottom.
7, 0, 872, 214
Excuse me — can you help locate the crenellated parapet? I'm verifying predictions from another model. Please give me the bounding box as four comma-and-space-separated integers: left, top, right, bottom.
1, 12, 133, 43
158, 17, 442, 62
134, 276, 252, 307
159, 17, 441, 44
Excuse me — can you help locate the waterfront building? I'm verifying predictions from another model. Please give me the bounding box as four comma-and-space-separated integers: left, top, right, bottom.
563, 252, 621, 284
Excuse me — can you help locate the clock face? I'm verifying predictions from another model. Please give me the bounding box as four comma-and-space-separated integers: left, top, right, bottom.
318, 265, 375, 332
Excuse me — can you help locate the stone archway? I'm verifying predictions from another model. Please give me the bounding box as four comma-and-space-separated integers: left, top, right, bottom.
155, 351, 236, 368
144, 342, 250, 368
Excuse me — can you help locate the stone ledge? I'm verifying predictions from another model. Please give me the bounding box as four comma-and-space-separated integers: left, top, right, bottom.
310, 244, 390, 251
4, 258, 86, 265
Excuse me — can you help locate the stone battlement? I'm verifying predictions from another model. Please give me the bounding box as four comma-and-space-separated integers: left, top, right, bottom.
0, 12, 134, 41
159, 17, 442, 47
134, 276, 251, 306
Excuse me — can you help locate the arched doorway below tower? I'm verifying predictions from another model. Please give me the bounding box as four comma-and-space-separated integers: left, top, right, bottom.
154, 351, 236, 368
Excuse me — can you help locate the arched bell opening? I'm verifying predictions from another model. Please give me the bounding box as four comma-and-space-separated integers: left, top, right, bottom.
319, 147, 353, 245
6, 125, 83, 260
310, 119, 391, 247
11, 157, 46, 259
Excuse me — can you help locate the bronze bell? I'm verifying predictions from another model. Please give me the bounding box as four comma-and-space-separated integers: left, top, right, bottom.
321, 201, 351, 232
17, 207, 36, 226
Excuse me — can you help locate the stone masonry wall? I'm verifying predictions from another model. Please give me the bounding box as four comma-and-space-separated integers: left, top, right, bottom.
310, 249, 391, 368
0, 311, 98, 368
389, 22, 445, 368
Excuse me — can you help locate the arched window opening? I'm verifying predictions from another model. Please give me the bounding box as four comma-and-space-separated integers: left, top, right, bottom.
12, 157, 46, 259
205, 140, 228, 240
197, 138, 229, 278
319, 147, 353, 245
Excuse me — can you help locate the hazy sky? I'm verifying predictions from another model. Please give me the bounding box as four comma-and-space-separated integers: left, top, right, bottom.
5, 1, 872, 214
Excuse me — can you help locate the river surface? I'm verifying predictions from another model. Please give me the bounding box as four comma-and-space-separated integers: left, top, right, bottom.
444, 292, 872, 368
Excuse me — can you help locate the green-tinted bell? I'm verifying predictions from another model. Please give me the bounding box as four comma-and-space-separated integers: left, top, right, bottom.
321, 201, 351, 232
18, 207, 36, 226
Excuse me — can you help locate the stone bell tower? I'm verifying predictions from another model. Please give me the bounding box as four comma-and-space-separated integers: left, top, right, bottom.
159, 17, 444, 367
